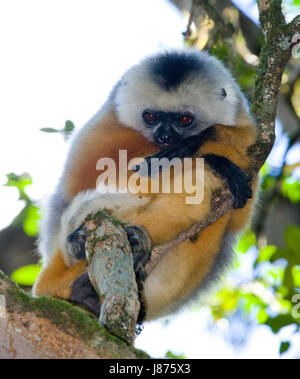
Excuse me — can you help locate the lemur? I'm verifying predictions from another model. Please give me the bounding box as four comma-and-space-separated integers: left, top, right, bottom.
34, 50, 258, 321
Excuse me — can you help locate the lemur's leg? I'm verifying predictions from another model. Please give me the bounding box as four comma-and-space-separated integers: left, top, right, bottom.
143, 212, 232, 320
69, 272, 101, 316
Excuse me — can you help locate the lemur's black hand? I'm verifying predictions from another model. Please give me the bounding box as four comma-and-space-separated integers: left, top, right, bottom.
67, 224, 87, 260
132, 129, 213, 177
203, 154, 252, 209
131, 142, 188, 177
66, 227, 100, 316
147, 137, 198, 161
69, 272, 100, 317
126, 225, 152, 282
126, 225, 151, 325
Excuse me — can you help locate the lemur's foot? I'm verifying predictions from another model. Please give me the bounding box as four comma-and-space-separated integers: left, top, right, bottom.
69, 272, 100, 317
203, 154, 253, 209
126, 226, 152, 281
67, 224, 87, 260
229, 172, 252, 209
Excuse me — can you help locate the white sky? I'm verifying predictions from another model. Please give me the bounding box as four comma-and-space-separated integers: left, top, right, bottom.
0, 0, 298, 359
0, 0, 184, 228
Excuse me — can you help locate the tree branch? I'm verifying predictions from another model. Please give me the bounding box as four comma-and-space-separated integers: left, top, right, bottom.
0, 272, 148, 358
83, 211, 140, 345
183, 0, 236, 43
193, 0, 236, 37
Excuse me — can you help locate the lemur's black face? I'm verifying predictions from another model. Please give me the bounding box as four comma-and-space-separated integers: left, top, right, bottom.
142, 109, 195, 147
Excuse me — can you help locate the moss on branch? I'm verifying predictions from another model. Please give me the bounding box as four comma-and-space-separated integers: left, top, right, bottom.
0, 271, 149, 359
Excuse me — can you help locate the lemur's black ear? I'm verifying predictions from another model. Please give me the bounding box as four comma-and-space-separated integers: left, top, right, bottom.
220, 88, 227, 99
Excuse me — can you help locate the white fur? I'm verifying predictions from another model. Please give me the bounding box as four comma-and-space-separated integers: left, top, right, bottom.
58, 189, 150, 265
114, 49, 249, 141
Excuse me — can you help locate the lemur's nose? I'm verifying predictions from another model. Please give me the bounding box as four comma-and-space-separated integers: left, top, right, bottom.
154, 125, 175, 146
160, 131, 174, 144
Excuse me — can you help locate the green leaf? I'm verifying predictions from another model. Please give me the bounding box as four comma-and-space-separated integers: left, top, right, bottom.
265, 315, 296, 334
277, 286, 289, 298
41, 121, 75, 141
282, 178, 300, 203
257, 308, 268, 324
285, 225, 300, 254
293, 0, 300, 7
11, 264, 41, 286
23, 204, 40, 236
279, 341, 291, 355
292, 266, 300, 287
62, 120, 75, 140
283, 265, 294, 291
236, 230, 257, 253
242, 293, 266, 314
64, 120, 75, 133
278, 299, 292, 313
40, 127, 59, 133
258, 245, 277, 262
5, 173, 32, 193
259, 162, 268, 177
5, 173, 32, 204
216, 289, 241, 312
165, 350, 186, 359
264, 266, 285, 286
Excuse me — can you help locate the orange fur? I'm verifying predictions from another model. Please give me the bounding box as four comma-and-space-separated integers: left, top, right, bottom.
65, 111, 159, 199
34, 250, 86, 299
144, 212, 231, 319
199, 121, 257, 171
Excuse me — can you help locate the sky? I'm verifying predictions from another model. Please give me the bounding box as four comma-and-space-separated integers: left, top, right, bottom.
0, 0, 299, 358
0, 0, 184, 228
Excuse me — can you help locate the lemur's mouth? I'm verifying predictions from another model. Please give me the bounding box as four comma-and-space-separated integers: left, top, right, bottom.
153, 129, 177, 148
155, 141, 172, 148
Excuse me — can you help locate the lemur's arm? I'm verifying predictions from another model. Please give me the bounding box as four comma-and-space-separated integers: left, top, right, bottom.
140, 127, 253, 209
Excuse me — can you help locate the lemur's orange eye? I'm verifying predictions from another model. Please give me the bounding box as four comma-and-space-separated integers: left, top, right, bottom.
179, 114, 194, 127
143, 111, 157, 126
145, 113, 155, 122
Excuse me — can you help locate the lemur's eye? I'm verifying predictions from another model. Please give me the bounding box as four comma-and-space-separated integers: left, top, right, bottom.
179, 114, 194, 127
143, 111, 157, 126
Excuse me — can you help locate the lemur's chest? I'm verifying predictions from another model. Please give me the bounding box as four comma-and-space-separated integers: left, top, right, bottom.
64, 120, 158, 199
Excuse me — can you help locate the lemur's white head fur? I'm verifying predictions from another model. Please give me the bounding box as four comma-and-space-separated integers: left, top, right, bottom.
113, 49, 249, 141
